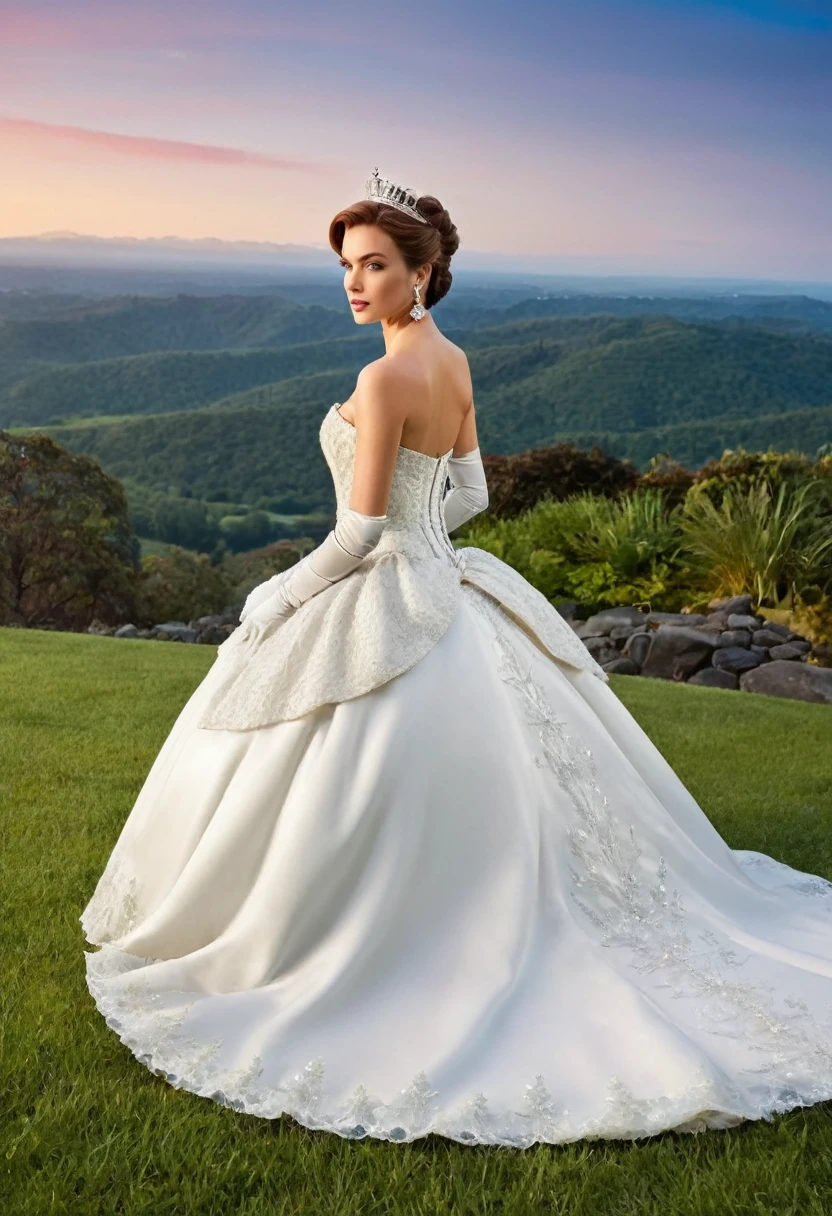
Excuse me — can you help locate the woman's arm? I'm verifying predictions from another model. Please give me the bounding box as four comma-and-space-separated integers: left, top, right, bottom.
443, 446, 489, 532
442, 399, 489, 532
253, 366, 403, 620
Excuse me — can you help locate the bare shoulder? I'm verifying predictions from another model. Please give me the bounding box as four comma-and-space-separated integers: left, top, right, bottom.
348, 359, 418, 448
354, 355, 432, 418
356, 356, 412, 393
353, 358, 412, 423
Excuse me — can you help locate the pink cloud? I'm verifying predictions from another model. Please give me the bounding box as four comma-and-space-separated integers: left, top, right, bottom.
0, 116, 329, 171
0, 2, 361, 51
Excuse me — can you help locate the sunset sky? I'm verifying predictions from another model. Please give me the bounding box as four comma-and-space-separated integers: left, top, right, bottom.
1, 0, 830, 280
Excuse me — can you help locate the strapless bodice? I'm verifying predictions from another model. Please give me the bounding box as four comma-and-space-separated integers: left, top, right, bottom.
197, 402, 609, 731
323, 404, 457, 564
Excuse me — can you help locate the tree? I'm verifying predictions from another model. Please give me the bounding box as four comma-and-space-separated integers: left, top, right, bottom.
0, 431, 139, 629
136, 547, 233, 626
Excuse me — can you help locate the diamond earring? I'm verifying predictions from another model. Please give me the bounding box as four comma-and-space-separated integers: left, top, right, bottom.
410, 282, 426, 321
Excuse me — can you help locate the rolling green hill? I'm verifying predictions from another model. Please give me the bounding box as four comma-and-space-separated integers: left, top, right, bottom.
0, 316, 618, 426
0, 294, 359, 393
44, 397, 333, 508
1, 334, 380, 425
8, 314, 832, 437
554, 405, 832, 470
8, 306, 832, 513
471, 318, 832, 453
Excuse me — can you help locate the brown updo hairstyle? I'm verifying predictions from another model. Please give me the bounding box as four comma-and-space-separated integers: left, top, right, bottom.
328, 194, 460, 310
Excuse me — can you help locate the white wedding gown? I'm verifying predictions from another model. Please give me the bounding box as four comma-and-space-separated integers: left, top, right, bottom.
81, 403, 832, 1148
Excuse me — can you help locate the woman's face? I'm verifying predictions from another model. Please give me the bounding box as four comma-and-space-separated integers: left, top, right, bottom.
339, 224, 423, 325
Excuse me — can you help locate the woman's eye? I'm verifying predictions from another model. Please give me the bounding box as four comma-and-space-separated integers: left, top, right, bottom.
339, 261, 383, 270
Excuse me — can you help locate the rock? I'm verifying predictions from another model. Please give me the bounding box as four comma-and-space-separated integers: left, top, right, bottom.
739, 660, 832, 704
713, 629, 751, 649
573, 621, 608, 640
623, 631, 652, 666
688, 667, 739, 690
640, 625, 718, 681
190, 612, 240, 629
727, 613, 763, 630
750, 645, 771, 660
153, 622, 197, 643
769, 641, 810, 661
712, 646, 762, 673
719, 594, 755, 617
137, 629, 154, 639
757, 620, 792, 639
582, 606, 648, 635
114, 623, 139, 639
583, 637, 619, 665
698, 614, 730, 632
602, 656, 640, 675
196, 624, 235, 645
752, 628, 790, 648
609, 623, 640, 642
645, 611, 708, 628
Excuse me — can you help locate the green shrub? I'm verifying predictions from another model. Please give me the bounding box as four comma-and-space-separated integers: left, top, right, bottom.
679, 479, 832, 607
458, 487, 694, 612
136, 547, 233, 625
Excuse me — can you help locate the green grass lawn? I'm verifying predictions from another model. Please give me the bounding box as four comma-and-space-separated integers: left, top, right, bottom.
2, 626, 832, 1216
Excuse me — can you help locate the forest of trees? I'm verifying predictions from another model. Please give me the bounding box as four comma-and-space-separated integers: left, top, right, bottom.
1, 291, 830, 555
3, 430, 830, 645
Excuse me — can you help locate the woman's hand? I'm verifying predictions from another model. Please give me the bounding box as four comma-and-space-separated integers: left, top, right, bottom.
240, 566, 298, 623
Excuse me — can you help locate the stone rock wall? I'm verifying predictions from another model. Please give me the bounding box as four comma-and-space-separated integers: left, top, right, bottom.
559, 594, 831, 705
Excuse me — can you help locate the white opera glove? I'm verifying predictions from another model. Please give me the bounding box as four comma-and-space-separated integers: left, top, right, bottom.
240, 566, 296, 623
265, 508, 388, 619
442, 447, 489, 532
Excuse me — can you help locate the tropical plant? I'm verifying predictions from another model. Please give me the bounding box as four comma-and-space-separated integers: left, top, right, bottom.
679, 478, 832, 607
458, 487, 691, 611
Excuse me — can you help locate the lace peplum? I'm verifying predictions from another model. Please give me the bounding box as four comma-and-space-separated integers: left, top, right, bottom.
197, 403, 607, 731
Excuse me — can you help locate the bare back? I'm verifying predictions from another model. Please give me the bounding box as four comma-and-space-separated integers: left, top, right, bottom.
337, 335, 479, 459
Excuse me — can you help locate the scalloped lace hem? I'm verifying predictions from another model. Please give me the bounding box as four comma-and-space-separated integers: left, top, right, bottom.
83, 945, 832, 1148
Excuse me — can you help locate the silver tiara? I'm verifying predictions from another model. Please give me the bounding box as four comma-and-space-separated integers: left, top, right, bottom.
365, 166, 429, 224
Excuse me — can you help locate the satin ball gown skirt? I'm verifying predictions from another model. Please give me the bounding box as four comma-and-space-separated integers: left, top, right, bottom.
80, 585, 832, 1147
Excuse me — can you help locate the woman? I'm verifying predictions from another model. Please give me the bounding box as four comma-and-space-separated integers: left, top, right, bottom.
81, 169, 832, 1148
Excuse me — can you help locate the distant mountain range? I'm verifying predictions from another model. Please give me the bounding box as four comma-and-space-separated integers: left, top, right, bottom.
2, 288, 831, 518
3, 233, 832, 301
0, 231, 333, 266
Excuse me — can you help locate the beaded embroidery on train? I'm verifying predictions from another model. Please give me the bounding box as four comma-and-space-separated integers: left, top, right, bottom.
197, 403, 606, 731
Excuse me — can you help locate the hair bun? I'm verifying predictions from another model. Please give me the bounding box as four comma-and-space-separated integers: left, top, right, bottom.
418, 195, 460, 260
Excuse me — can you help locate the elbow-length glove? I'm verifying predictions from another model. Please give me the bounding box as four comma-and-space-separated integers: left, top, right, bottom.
442, 447, 489, 532
241, 508, 387, 624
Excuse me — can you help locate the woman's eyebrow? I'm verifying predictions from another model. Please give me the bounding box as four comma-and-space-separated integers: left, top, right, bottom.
341, 252, 387, 261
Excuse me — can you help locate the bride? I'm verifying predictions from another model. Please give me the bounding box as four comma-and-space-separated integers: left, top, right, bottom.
81, 168, 832, 1148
